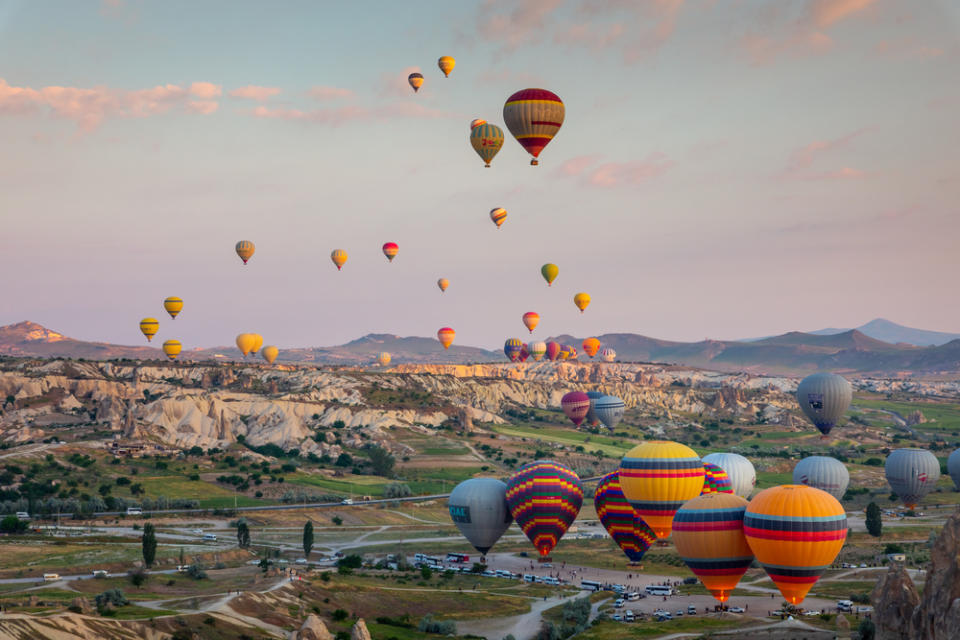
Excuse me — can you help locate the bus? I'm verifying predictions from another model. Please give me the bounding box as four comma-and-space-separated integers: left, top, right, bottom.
446, 553, 470, 564
414, 553, 440, 566
126, 507, 142, 516
645, 585, 672, 596
580, 579, 603, 592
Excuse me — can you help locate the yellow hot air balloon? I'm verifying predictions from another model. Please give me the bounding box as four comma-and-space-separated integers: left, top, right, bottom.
251, 334, 264, 355
490, 208, 507, 228
162, 339, 181, 361
235, 240, 255, 264
437, 278, 449, 293
331, 249, 348, 271
619, 441, 705, 539
139, 318, 159, 342
262, 345, 279, 364
541, 263, 558, 286
582, 338, 600, 358
438, 56, 455, 77
236, 333, 256, 356
408, 72, 424, 93
377, 352, 391, 367
163, 297, 183, 319
574, 292, 591, 313
437, 327, 455, 349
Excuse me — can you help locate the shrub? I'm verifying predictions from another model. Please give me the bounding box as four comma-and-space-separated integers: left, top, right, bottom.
418, 614, 456, 635
332, 609, 349, 621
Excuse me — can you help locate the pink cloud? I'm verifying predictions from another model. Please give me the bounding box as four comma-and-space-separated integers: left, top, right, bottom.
810, 0, 878, 28
554, 154, 602, 177
740, 30, 832, 65
779, 130, 869, 180
477, 0, 563, 54
554, 153, 672, 187
804, 166, 868, 180
308, 86, 355, 101
251, 101, 455, 126
228, 85, 281, 102
0, 78, 220, 131
186, 100, 219, 115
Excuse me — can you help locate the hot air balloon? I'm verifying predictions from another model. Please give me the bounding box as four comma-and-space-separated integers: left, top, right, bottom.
545, 341, 561, 362
470, 123, 504, 167
619, 441, 705, 539
490, 207, 507, 229
505, 460, 583, 558
437, 327, 455, 349
561, 391, 590, 426
796, 373, 852, 436
594, 472, 656, 563
262, 346, 278, 364
585, 391, 604, 426
438, 56, 455, 77
673, 493, 754, 603
564, 345, 578, 360
594, 395, 625, 429
408, 72, 424, 92
573, 293, 591, 313
331, 249, 348, 271
744, 485, 847, 605
504, 338, 523, 362
235, 240, 255, 264
437, 278, 449, 293
163, 297, 183, 320
377, 352, 391, 367
250, 334, 264, 355
518, 344, 530, 363
701, 462, 734, 495
556, 348, 569, 361
522, 311, 539, 333
949, 449, 960, 490
502, 88, 564, 166
793, 456, 849, 501
139, 318, 159, 342
582, 338, 600, 358
382, 242, 398, 262
470, 118, 486, 130
236, 333, 256, 356
600, 348, 616, 362
528, 341, 546, 361
162, 339, 181, 361
702, 453, 756, 499
885, 448, 941, 509
541, 263, 558, 287
449, 478, 512, 558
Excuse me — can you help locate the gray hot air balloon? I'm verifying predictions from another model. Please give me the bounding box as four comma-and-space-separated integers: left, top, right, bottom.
448, 478, 513, 557
793, 456, 850, 501
885, 448, 941, 508
702, 452, 756, 499
594, 395, 625, 429
796, 373, 852, 436
948, 449, 960, 490
585, 391, 605, 427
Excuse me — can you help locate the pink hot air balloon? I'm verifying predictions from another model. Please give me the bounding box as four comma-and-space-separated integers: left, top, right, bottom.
561, 391, 591, 426
546, 341, 561, 362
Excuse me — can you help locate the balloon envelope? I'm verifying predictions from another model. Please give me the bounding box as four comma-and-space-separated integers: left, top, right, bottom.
541, 263, 558, 286
594, 395, 625, 429
382, 242, 399, 262
600, 348, 616, 362
438, 56, 455, 77
702, 453, 756, 499
162, 339, 181, 360
377, 352, 391, 367
163, 297, 183, 319
503, 88, 564, 165
331, 249, 348, 271
470, 118, 486, 130
262, 346, 279, 364
522, 312, 539, 333
885, 448, 941, 508
546, 341, 561, 362
793, 456, 849, 501
140, 318, 159, 342
437, 327, 455, 349
528, 341, 546, 361
235, 240, 255, 264
701, 462, 734, 495
582, 338, 600, 358
561, 391, 590, 426
236, 333, 255, 356
744, 485, 847, 605
437, 278, 449, 292
796, 373, 852, 436
674, 493, 753, 603
949, 449, 960, 490
470, 123, 504, 167
619, 441, 704, 539
490, 207, 507, 228
504, 338, 523, 362
505, 460, 583, 557
449, 478, 513, 555
408, 72, 423, 92
594, 472, 656, 563
573, 293, 591, 313
585, 391, 604, 426
250, 334, 264, 355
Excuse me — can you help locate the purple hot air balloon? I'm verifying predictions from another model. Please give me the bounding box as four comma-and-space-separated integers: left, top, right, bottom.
561, 391, 591, 426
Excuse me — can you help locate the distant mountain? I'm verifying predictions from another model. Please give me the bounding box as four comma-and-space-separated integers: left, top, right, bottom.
0, 321, 161, 359
748, 318, 960, 347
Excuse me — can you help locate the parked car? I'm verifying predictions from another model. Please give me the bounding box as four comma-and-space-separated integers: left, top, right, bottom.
687, 606, 697, 615
674, 610, 684, 617
612, 614, 622, 621
728, 607, 745, 613
614, 599, 624, 608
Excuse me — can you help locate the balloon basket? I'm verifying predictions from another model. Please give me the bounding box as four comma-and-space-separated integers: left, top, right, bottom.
480, 556, 487, 565
530, 159, 539, 166
537, 556, 552, 563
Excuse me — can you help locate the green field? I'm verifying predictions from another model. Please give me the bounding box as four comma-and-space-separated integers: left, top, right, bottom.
136, 476, 263, 507
577, 616, 742, 639
491, 425, 630, 457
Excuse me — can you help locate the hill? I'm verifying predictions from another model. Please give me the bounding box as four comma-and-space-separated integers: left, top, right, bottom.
0, 321, 161, 359
803, 318, 960, 346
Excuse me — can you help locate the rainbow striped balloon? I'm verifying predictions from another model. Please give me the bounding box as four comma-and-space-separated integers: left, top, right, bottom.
673, 493, 754, 603
701, 462, 734, 495
506, 460, 584, 557
594, 472, 656, 563
619, 441, 704, 539
744, 485, 848, 605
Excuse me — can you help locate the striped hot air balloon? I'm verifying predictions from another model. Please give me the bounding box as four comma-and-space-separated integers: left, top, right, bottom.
437, 327, 455, 349
619, 441, 705, 539
600, 348, 616, 362
490, 207, 507, 229
503, 88, 564, 166
470, 123, 504, 167
331, 249, 348, 271
407, 72, 424, 93
701, 462, 734, 495
470, 118, 486, 130
163, 297, 183, 320
744, 485, 848, 605
522, 311, 539, 333
673, 493, 754, 603
382, 242, 399, 262
585, 391, 604, 426
235, 240, 255, 264
594, 395, 625, 429
702, 453, 756, 499
545, 341, 561, 362
376, 352, 391, 367
139, 318, 159, 342
504, 338, 523, 362
437, 55, 455, 77
561, 391, 590, 426
505, 460, 583, 558
162, 339, 181, 361
594, 472, 656, 563
528, 341, 546, 361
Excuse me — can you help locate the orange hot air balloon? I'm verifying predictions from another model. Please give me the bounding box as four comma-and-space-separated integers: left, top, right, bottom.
573, 292, 591, 313
437, 327, 455, 349
470, 118, 486, 130
408, 72, 424, 93
331, 249, 348, 271
490, 208, 507, 229
382, 242, 399, 262
744, 485, 848, 605
235, 240, 255, 264
437, 278, 449, 292
522, 312, 540, 333
438, 56, 455, 77
582, 338, 600, 358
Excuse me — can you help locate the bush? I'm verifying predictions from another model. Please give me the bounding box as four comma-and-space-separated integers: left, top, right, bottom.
338, 554, 363, 569
187, 564, 208, 580
0, 515, 27, 534
332, 609, 349, 621
127, 567, 148, 587
418, 614, 456, 635
384, 482, 412, 499
95, 588, 128, 612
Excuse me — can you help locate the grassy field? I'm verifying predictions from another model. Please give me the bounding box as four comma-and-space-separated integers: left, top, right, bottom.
809, 580, 876, 599
136, 476, 262, 507
855, 397, 960, 433
491, 425, 630, 457
577, 616, 742, 639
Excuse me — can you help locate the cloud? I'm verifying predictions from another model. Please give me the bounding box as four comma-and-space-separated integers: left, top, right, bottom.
803, 166, 868, 180
810, 0, 878, 28
779, 130, 868, 180
0, 78, 221, 131
874, 39, 945, 60
229, 85, 281, 102
555, 153, 672, 187
307, 86, 355, 100
740, 30, 833, 66
553, 22, 626, 50
477, 0, 563, 54
251, 101, 455, 126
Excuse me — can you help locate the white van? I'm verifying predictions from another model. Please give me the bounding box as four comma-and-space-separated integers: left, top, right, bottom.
624, 610, 635, 622
626, 592, 641, 601
202, 533, 217, 541
543, 576, 560, 586
645, 585, 672, 596
837, 600, 853, 612
42, 573, 60, 582
15, 512, 29, 520
91, 570, 108, 578
495, 569, 514, 579
523, 574, 535, 583
126, 507, 142, 516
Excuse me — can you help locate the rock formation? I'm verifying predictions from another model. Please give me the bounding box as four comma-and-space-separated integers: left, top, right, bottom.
912, 507, 960, 639
350, 618, 372, 640
871, 562, 920, 639
291, 614, 333, 640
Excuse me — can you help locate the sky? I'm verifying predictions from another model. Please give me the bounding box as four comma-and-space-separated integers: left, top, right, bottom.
1, 0, 958, 351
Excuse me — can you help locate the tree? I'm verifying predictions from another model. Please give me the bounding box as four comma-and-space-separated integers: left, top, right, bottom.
335, 453, 353, 467
866, 502, 882, 538
0, 515, 27, 534
385, 482, 411, 499
236, 520, 251, 549
302, 521, 314, 559
141, 523, 157, 567
367, 445, 395, 477
858, 618, 876, 640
